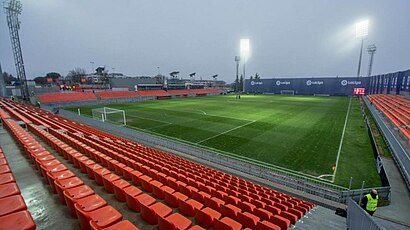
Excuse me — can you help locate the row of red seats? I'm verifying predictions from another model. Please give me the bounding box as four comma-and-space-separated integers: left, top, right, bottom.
1, 98, 315, 229
367, 94, 410, 139
136, 90, 171, 97
0, 146, 36, 230
37, 92, 97, 103
3, 119, 138, 230
95, 91, 139, 100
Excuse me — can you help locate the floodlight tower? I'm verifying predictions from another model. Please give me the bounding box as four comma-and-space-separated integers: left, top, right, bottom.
355, 20, 369, 78
4, 0, 28, 99
367, 44, 376, 77
240, 39, 250, 92
234, 56, 240, 92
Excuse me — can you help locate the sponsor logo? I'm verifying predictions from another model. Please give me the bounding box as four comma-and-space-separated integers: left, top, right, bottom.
306, 80, 324, 86
276, 80, 291, 86
341, 80, 362, 86
250, 81, 263, 86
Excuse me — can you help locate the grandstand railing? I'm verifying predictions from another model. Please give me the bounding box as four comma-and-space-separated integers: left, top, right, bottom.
60, 108, 391, 206
347, 198, 382, 230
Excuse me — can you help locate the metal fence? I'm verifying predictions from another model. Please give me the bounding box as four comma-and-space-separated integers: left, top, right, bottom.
347, 198, 382, 230
57, 108, 393, 206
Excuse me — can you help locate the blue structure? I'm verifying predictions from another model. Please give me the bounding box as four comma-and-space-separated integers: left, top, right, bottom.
245, 69, 410, 96
245, 77, 369, 96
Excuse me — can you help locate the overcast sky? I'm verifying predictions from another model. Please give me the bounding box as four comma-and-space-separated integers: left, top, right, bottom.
0, 0, 409, 82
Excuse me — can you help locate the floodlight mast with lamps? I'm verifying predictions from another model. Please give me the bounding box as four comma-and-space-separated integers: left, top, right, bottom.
355, 20, 369, 78
240, 39, 250, 92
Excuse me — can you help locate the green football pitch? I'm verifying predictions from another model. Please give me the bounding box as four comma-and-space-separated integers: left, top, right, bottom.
67, 95, 381, 189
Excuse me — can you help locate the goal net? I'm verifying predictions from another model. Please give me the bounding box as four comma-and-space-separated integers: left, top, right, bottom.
91, 107, 127, 126
280, 90, 295, 95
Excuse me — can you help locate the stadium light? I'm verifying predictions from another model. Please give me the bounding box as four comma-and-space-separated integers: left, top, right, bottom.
240, 38, 250, 92
355, 20, 369, 38
355, 20, 369, 77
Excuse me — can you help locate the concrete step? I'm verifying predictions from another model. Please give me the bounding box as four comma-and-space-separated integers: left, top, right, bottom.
293, 206, 346, 230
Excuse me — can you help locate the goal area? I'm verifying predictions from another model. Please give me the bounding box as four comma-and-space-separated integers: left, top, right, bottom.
280, 90, 295, 95
92, 107, 127, 126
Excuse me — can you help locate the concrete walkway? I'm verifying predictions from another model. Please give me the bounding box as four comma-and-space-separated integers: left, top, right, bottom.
374, 157, 410, 228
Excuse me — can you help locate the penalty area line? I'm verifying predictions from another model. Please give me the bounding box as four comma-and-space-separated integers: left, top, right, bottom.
196, 120, 256, 144
332, 96, 352, 183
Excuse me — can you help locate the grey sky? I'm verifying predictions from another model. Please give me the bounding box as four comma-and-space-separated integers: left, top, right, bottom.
0, 0, 409, 82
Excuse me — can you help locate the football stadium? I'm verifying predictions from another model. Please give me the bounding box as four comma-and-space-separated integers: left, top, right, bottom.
0, 1, 410, 230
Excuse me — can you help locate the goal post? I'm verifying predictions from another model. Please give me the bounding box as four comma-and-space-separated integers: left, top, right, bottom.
91, 107, 127, 126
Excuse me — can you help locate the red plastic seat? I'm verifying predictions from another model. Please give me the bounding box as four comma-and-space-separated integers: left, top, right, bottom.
40, 163, 67, 179
256, 220, 281, 230
192, 190, 211, 204
223, 195, 241, 206
140, 202, 173, 225
63, 184, 95, 217
34, 155, 55, 170
0, 210, 36, 230
195, 207, 222, 228
239, 201, 256, 213
237, 212, 260, 229
165, 191, 188, 208
94, 168, 111, 186
112, 179, 131, 202
158, 212, 192, 230
139, 175, 153, 192
180, 185, 199, 197
0, 173, 15, 185
265, 204, 281, 215
74, 194, 108, 230
130, 170, 143, 186
88, 205, 123, 229
55, 177, 84, 204
130, 193, 156, 212
98, 220, 139, 230
0, 183, 20, 199
278, 211, 297, 225
122, 166, 134, 181
188, 226, 205, 230
220, 203, 242, 220
0, 195, 27, 217
102, 173, 121, 194
178, 198, 204, 217
151, 180, 165, 199
79, 159, 96, 174
123, 186, 144, 211
205, 196, 225, 211
214, 217, 242, 230
46, 170, 75, 193
270, 215, 291, 230
86, 164, 102, 179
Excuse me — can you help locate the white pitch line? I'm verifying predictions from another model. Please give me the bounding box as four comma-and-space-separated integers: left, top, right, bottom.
145, 123, 173, 130
127, 114, 172, 124
332, 96, 352, 182
196, 120, 256, 144
164, 108, 255, 122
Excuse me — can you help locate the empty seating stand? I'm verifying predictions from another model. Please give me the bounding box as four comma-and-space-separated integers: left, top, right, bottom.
135, 90, 171, 97
0, 97, 315, 229
367, 94, 410, 139
95, 91, 139, 100
0, 146, 36, 230
37, 92, 97, 103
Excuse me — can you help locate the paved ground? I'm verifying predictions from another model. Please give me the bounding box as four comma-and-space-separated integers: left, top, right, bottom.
374, 157, 410, 228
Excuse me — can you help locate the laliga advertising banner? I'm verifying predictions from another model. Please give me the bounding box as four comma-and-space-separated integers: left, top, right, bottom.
245, 77, 370, 95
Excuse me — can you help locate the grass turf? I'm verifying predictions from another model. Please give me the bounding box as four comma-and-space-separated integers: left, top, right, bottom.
67, 95, 381, 188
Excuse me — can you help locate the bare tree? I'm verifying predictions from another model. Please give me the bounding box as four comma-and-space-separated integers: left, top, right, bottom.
67, 67, 86, 83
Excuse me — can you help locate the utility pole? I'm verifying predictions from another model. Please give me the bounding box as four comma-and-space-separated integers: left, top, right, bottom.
235, 56, 240, 92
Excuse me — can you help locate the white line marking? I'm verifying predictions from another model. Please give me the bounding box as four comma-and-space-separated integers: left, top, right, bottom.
197, 120, 256, 144
332, 96, 352, 182
145, 123, 173, 130
164, 108, 255, 122
318, 174, 333, 179
127, 114, 172, 124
